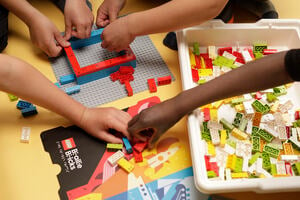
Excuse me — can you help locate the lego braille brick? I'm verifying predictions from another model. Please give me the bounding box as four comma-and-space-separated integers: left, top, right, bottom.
107, 143, 123, 151
157, 75, 172, 86
50, 35, 175, 107
122, 137, 133, 154
21, 106, 38, 117
17, 100, 32, 110
118, 158, 134, 173
65, 85, 80, 95
59, 74, 76, 85
147, 78, 157, 93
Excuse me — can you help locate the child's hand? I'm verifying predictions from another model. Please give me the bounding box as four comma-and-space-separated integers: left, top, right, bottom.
101, 16, 134, 52
28, 14, 70, 57
96, 0, 126, 27
128, 98, 183, 149
79, 107, 132, 143
64, 0, 94, 40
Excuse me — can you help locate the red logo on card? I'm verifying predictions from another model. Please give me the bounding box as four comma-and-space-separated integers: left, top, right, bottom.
61, 138, 76, 150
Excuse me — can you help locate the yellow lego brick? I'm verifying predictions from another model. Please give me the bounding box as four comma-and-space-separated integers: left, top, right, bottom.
200, 57, 206, 68
207, 141, 216, 156
189, 49, 196, 68
259, 174, 266, 178
226, 155, 237, 171
231, 128, 248, 140
224, 98, 233, 104
220, 130, 227, 148
107, 143, 123, 150
271, 101, 280, 113
231, 172, 249, 179
118, 158, 134, 173
273, 174, 291, 177
76, 193, 102, 200
235, 104, 245, 112
283, 142, 294, 155
212, 100, 224, 109
210, 109, 218, 121
198, 69, 213, 76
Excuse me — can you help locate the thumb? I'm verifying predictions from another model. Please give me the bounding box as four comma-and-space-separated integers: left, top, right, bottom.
54, 31, 70, 47
127, 116, 148, 142
64, 20, 72, 40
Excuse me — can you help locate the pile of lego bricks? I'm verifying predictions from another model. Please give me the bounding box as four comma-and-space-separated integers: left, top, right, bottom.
189, 42, 300, 180
7, 94, 38, 118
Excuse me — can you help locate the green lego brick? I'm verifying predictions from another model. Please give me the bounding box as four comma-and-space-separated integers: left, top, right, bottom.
212, 56, 234, 68
201, 131, 212, 141
238, 118, 248, 132
252, 100, 268, 113
292, 163, 300, 176
263, 145, 280, 158
258, 129, 274, 143
262, 152, 271, 171
253, 42, 267, 53
266, 93, 277, 103
254, 52, 263, 59
7, 94, 18, 101
234, 157, 244, 173
271, 164, 277, 176
202, 121, 210, 133
273, 86, 287, 97
249, 152, 261, 166
207, 170, 217, 178
107, 143, 123, 151
226, 139, 236, 148
252, 136, 261, 153
193, 42, 200, 55
198, 79, 206, 85
252, 126, 260, 137
293, 120, 300, 128
233, 112, 244, 128
220, 118, 234, 131
231, 98, 245, 106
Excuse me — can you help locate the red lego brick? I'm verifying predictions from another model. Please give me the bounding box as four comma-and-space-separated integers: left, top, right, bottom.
200, 53, 209, 60
247, 48, 255, 60
195, 55, 201, 69
295, 111, 300, 120
233, 51, 245, 64
204, 58, 213, 69
110, 71, 120, 82
205, 155, 211, 170
209, 162, 219, 176
255, 91, 262, 100
119, 66, 134, 74
191, 69, 199, 83
147, 78, 157, 93
133, 149, 143, 163
157, 76, 172, 86
285, 162, 293, 176
64, 46, 81, 76
218, 47, 232, 56
133, 142, 148, 152
203, 108, 211, 122
263, 49, 277, 55
286, 126, 291, 139
125, 81, 133, 96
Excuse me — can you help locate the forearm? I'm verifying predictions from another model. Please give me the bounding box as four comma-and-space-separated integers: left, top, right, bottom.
176, 51, 293, 116
128, 0, 228, 36
0, 54, 85, 125
0, 0, 41, 26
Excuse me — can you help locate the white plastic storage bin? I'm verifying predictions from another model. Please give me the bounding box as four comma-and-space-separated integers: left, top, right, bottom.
177, 19, 300, 194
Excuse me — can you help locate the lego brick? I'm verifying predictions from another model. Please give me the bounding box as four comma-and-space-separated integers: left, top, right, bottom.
119, 66, 134, 74
7, 93, 18, 101
249, 152, 261, 166
234, 157, 243, 173
21, 106, 38, 117
70, 28, 104, 49
271, 164, 277, 176
125, 81, 133, 96
207, 120, 223, 130
233, 51, 245, 64
263, 49, 277, 55
54, 82, 61, 88
218, 47, 232, 56
220, 118, 234, 131
202, 108, 211, 122
189, 49, 196, 68
252, 100, 268, 113
209, 162, 219, 176
283, 142, 294, 155
241, 49, 255, 63
258, 129, 274, 143
207, 170, 217, 178
117, 158, 134, 173
252, 136, 261, 153
266, 93, 277, 102
193, 42, 200, 55
208, 46, 216, 59
273, 86, 287, 96
210, 128, 220, 145
263, 145, 280, 158
252, 112, 262, 127
223, 143, 235, 155
198, 69, 212, 76
133, 141, 148, 152
106, 143, 123, 151
292, 162, 300, 176
220, 130, 227, 148
20, 127, 31, 143
231, 128, 248, 140
262, 152, 271, 170
147, 78, 157, 93
233, 112, 244, 128
226, 154, 237, 171
59, 74, 76, 85
253, 42, 267, 53
280, 155, 298, 162
122, 137, 133, 154
65, 85, 80, 95
157, 75, 172, 86
222, 51, 237, 61
225, 168, 232, 180
107, 150, 125, 166
17, 100, 32, 110
236, 141, 252, 158
231, 172, 248, 179
206, 141, 216, 156
133, 149, 143, 163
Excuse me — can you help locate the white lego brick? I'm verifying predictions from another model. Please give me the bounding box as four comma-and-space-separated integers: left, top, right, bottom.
259, 168, 272, 178
210, 128, 221, 145
270, 138, 284, 149
222, 67, 232, 73
280, 155, 299, 162
289, 134, 300, 148
279, 100, 293, 113
260, 123, 278, 137
21, 127, 31, 143
219, 166, 225, 180
213, 66, 221, 77
222, 51, 237, 61
241, 50, 253, 63
256, 158, 263, 174
270, 157, 278, 164
261, 114, 274, 122
291, 128, 298, 138
216, 148, 228, 168
262, 88, 274, 93
243, 101, 255, 114
236, 141, 252, 158
223, 144, 235, 155
243, 94, 252, 100
248, 161, 257, 174
282, 113, 292, 126
207, 121, 223, 130
108, 150, 125, 166
234, 62, 244, 67
208, 46, 217, 59
276, 161, 287, 175
277, 125, 288, 140
242, 157, 249, 172
210, 157, 217, 163
225, 168, 232, 180
246, 121, 253, 135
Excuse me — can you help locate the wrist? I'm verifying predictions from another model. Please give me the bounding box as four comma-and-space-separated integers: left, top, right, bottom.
126, 13, 139, 37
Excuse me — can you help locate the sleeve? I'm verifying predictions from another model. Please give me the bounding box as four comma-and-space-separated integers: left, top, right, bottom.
284, 48, 300, 81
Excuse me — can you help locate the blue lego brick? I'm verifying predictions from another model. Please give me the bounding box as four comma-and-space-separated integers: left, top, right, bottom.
122, 137, 133, 154
70, 28, 104, 50
21, 106, 38, 117
17, 100, 33, 110
76, 60, 136, 85
59, 74, 76, 85
65, 85, 81, 95
54, 82, 61, 88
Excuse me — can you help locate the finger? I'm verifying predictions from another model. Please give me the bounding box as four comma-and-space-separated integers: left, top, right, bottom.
127, 120, 148, 142
85, 25, 92, 38
54, 31, 70, 47
96, 10, 108, 27
73, 24, 86, 39
128, 115, 139, 127
148, 133, 160, 149
64, 21, 72, 40
47, 45, 62, 57
108, 10, 118, 23
101, 40, 108, 49
98, 131, 123, 143
107, 116, 131, 139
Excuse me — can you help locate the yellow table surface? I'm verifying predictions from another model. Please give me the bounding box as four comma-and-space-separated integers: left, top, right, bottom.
0, 0, 300, 199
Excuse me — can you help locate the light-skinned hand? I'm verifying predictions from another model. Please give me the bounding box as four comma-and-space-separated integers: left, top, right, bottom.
96, 0, 126, 27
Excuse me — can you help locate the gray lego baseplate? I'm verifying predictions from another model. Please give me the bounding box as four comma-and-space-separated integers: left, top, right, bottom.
49, 35, 175, 107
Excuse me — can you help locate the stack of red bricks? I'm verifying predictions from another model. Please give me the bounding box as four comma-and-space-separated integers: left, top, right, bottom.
110, 66, 135, 96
